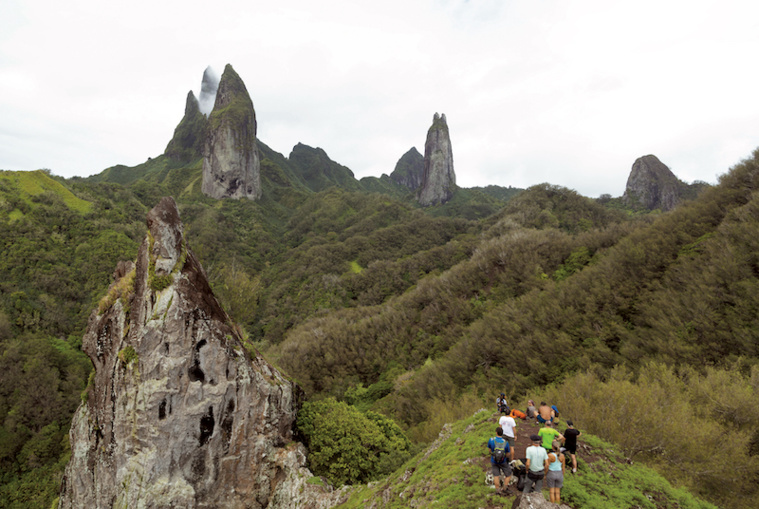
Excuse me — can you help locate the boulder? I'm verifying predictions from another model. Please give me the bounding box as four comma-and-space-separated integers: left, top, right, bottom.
59, 197, 344, 508
511, 492, 572, 509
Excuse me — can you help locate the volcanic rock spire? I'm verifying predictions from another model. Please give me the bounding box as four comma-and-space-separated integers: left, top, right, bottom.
59, 198, 341, 508
201, 64, 262, 200
417, 113, 456, 206
623, 154, 685, 211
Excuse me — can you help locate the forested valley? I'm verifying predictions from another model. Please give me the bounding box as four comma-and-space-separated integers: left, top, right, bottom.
1, 144, 758, 508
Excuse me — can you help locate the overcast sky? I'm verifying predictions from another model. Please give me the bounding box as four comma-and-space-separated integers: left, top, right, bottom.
2, 0, 759, 197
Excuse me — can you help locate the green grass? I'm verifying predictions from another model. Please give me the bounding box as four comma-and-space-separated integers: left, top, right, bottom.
0, 170, 92, 213
335, 409, 717, 509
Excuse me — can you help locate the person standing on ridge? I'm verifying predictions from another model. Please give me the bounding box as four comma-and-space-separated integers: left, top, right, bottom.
564, 420, 582, 473
538, 420, 563, 453
523, 434, 549, 494
499, 410, 517, 451
546, 439, 565, 504
488, 427, 513, 495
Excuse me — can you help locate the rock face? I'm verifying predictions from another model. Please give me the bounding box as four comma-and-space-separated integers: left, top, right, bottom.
417, 113, 456, 206
59, 197, 342, 508
165, 91, 206, 162
198, 66, 220, 116
201, 64, 262, 200
623, 155, 685, 211
390, 147, 424, 190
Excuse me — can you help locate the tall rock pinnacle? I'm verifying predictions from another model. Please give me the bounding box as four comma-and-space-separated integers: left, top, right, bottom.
623, 155, 684, 211
201, 64, 262, 200
59, 198, 341, 508
417, 113, 456, 206
164, 91, 206, 162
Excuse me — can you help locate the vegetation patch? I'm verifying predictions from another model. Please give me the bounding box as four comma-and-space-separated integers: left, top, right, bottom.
0, 170, 92, 213
118, 345, 138, 366
98, 268, 136, 314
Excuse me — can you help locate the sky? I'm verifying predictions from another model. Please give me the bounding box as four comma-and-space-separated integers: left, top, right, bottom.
2, 0, 759, 197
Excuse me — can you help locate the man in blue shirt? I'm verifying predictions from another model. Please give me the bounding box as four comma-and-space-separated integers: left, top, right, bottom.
488, 427, 513, 495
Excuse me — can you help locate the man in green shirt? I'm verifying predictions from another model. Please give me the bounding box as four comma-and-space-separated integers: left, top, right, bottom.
538, 420, 564, 452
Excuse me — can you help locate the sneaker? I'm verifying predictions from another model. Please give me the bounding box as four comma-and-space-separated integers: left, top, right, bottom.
572, 468, 577, 474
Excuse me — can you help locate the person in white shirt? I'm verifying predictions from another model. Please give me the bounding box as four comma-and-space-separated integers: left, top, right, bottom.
498, 412, 517, 451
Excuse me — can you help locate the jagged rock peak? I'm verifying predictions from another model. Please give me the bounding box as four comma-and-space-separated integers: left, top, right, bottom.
417, 112, 456, 206
623, 154, 684, 211
198, 66, 220, 116
201, 64, 262, 200
165, 91, 206, 162
59, 197, 343, 508
390, 147, 424, 190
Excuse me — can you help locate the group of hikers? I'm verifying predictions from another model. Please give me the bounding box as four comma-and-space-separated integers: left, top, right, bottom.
488, 394, 581, 504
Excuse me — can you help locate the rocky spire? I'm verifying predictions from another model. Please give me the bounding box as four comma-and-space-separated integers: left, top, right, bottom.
417, 113, 456, 206
59, 197, 342, 508
164, 91, 206, 162
390, 147, 424, 190
201, 64, 262, 200
623, 154, 685, 211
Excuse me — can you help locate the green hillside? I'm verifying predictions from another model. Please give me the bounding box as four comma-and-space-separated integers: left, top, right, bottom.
337, 408, 716, 509
0, 142, 756, 508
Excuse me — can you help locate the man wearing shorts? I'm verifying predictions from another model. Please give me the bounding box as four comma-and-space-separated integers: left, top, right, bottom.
487, 427, 513, 495
564, 420, 581, 473
498, 411, 517, 451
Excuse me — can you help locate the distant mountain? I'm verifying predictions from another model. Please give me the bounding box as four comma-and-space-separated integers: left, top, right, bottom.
390, 147, 424, 190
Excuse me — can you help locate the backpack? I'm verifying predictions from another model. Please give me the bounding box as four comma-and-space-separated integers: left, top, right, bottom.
491, 437, 508, 464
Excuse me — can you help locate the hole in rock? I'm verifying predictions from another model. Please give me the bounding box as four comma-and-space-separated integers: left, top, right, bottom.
199, 406, 215, 446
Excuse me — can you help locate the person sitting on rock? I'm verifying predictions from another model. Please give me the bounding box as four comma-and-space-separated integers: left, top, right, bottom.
537, 401, 553, 424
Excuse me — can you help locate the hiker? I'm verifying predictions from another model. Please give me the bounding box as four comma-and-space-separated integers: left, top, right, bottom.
551, 404, 560, 423
488, 426, 513, 495
564, 420, 582, 473
523, 434, 549, 494
495, 393, 508, 413
546, 439, 565, 504
498, 410, 517, 450
538, 420, 564, 452
526, 400, 538, 420
537, 401, 553, 423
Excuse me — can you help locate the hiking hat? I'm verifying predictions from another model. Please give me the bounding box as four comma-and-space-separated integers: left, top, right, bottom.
530, 434, 541, 442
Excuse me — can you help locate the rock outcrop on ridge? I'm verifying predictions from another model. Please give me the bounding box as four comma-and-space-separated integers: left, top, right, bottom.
417, 113, 456, 206
201, 64, 262, 200
390, 147, 424, 191
59, 197, 343, 508
165, 91, 206, 162
623, 154, 686, 211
